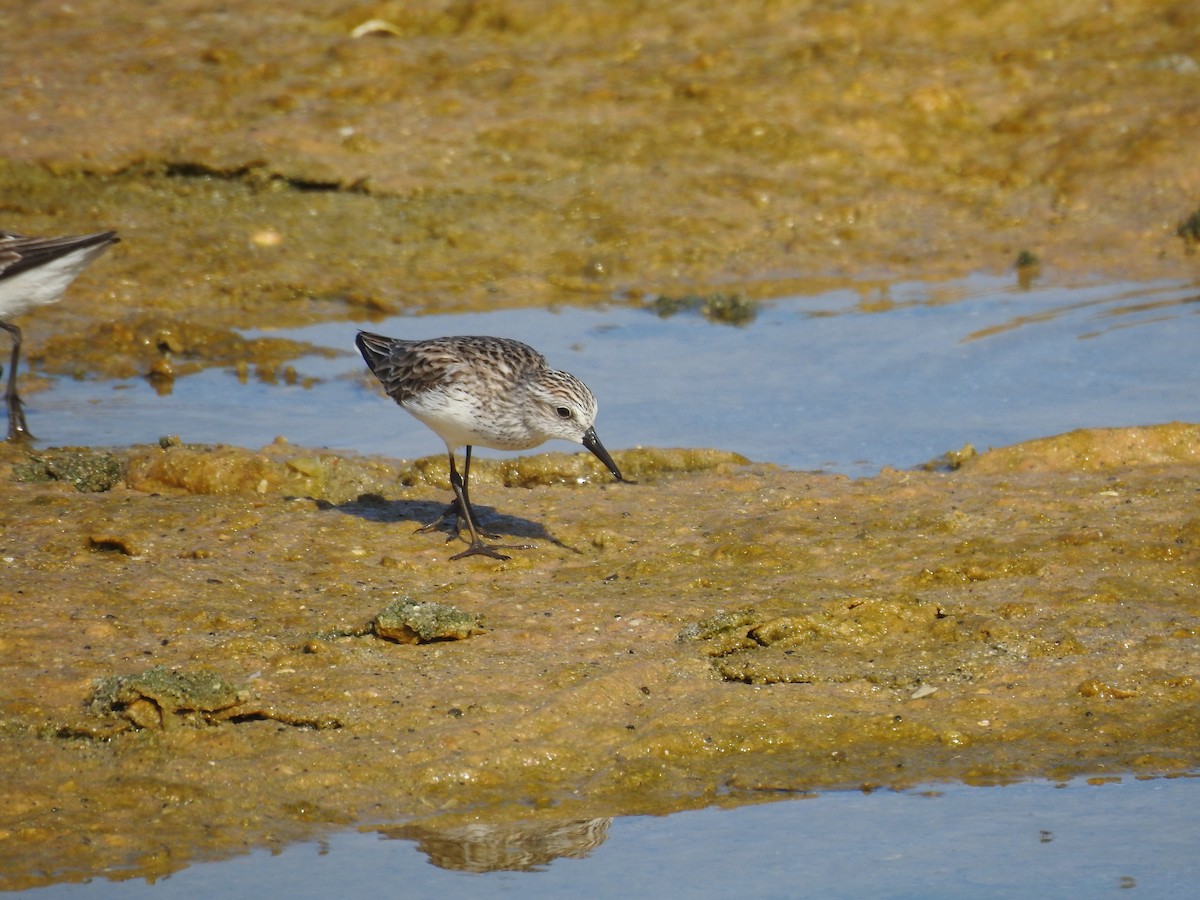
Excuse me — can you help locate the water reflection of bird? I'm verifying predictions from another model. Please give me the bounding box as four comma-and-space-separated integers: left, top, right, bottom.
378, 817, 613, 872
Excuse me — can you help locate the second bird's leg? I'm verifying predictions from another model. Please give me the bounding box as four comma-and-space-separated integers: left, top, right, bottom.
2, 321, 30, 441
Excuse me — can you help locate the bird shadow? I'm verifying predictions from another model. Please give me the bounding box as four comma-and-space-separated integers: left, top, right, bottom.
319, 493, 579, 555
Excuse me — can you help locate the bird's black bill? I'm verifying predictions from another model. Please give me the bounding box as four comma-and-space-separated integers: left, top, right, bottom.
582, 426, 633, 483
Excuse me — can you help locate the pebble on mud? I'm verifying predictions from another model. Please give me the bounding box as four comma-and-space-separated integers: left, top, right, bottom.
373, 598, 482, 644
1077, 679, 1139, 700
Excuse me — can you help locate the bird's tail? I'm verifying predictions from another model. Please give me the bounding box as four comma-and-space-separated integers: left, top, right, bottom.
355, 330, 397, 374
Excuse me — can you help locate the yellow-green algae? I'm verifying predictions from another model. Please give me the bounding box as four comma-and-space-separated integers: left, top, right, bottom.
1, 425, 1199, 886
962, 421, 1200, 473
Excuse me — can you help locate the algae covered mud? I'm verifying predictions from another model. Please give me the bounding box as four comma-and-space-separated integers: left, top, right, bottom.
1, 426, 1199, 887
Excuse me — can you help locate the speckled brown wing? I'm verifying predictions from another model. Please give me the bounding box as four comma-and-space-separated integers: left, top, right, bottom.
355, 332, 548, 405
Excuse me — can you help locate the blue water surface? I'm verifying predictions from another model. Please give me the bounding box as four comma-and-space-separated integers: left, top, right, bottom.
35, 274, 1200, 475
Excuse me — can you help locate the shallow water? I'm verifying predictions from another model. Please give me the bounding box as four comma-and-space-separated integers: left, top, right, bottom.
25, 776, 1200, 899
32, 274, 1200, 475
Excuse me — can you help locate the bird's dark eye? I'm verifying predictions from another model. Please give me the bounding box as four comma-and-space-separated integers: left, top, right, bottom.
555, 407, 573, 419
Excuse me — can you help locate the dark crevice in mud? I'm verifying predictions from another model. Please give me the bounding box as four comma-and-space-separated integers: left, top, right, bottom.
116, 160, 370, 194
164, 162, 368, 194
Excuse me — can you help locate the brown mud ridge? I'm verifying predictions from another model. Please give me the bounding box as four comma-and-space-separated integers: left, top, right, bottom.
1, 424, 1198, 887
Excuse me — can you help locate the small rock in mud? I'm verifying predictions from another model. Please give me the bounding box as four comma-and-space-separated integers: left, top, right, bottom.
373, 598, 482, 644
677, 609, 761, 656
677, 609, 761, 642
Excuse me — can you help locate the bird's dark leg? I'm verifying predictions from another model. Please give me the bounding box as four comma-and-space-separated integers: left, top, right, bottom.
2, 321, 31, 441
415, 485, 464, 535
413, 447, 532, 559
416, 447, 499, 540
444, 448, 534, 561
446, 452, 508, 560
446, 448, 506, 556
458, 445, 475, 519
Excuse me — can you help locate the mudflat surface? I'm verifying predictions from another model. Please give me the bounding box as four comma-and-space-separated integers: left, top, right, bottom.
1, 0, 1200, 889
2, 427, 1200, 886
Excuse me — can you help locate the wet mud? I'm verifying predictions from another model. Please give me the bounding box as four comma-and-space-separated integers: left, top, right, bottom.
1, 0, 1199, 888
2, 427, 1200, 885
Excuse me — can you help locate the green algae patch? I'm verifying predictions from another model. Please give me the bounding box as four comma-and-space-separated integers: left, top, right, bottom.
373, 598, 482, 645
11, 448, 124, 492
692, 597, 1093, 688
650, 293, 759, 326
87, 666, 249, 732
677, 609, 762, 642
71, 666, 343, 738
695, 598, 971, 687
